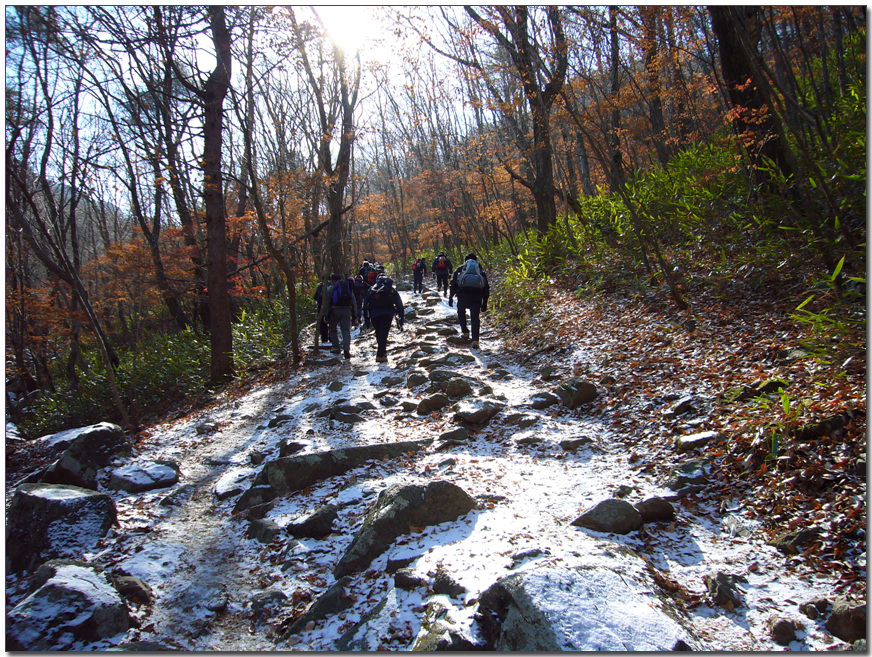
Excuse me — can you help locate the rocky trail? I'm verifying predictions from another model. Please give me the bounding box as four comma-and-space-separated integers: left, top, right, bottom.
5, 283, 866, 651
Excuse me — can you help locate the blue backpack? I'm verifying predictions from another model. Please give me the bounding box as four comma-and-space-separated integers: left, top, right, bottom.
331, 280, 352, 306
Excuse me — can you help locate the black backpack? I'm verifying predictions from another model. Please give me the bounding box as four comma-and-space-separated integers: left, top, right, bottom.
370, 280, 395, 309
331, 280, 352, 307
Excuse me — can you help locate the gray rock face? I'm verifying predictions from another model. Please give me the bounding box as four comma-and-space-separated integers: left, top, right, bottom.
253, 439, 432, 495
825, 595, 866, 643
453, 400, 504, 425
334, 480, 476, 578
108, 460, 180, 493
476, 565, 693, 650
6, 484, 117, 573
7, 562, 130, 650
553, 378, 598, 409
40, 422, 130, 490
570, 498, 643, 534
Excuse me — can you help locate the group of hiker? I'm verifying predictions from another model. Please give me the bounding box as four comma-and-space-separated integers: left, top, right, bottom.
314, 252, 489, 361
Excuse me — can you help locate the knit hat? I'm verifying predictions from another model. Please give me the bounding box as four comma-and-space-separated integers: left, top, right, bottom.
330, 273, 341, 281
465, 253, 477, 261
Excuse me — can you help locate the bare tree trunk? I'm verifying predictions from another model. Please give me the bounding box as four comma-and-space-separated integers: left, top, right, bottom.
202, 6, 234, 382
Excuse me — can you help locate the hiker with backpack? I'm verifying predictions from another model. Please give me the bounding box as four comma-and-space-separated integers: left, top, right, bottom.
411, 256, 427, 294
432, 252, 453, 297
448, 253, 490, 349
322, 273, 358, 359
362, 275, 404, 363
312, 278, 330, 346
351, 275, 367, 325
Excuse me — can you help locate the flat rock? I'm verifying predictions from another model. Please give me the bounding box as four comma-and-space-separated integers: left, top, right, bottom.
253, 439, 432, 495
108, 460, 180, 493
453, 400, 504, 425
476, 565, 694, 650
529, 392, 561, 410
676, 431, 723, 453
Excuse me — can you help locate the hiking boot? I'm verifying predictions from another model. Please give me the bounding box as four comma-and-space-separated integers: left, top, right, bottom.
375, 355, 387, 363
471, 341, 479, 349
330, 348, 341, 354
461, 331, 470, 340
344, 350, 351, 359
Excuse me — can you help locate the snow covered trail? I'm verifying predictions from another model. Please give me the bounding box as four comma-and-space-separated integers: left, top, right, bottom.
67, 286, 845, 650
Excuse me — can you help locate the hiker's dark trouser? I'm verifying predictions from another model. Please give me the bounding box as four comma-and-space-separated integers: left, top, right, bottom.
413, 272, 424, 293
319, 316, 329, 342
435, 273, 449, 294
371, 314, 393, 358
329, 306, 353, 352
457, 296, 482, 341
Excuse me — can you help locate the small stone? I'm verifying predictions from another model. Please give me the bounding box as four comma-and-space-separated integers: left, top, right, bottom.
433, 568, 466, 598
767, 616, 798, 646
394, 569, 428, 591
634, 497, 675, 523
560, 437, 593, 452
826, 595, 866, 643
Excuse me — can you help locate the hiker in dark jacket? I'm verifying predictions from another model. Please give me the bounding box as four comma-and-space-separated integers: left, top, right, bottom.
313, 279, 329, 345
448, 253, 489, 349
362, 275, 404, 363
351, 275, 367, 324
322, 273, 358, 359
411, 256, 427, 294
432, 252, 452, 297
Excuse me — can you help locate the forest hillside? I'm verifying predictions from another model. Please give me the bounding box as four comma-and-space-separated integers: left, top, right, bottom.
5, 5, 866, 651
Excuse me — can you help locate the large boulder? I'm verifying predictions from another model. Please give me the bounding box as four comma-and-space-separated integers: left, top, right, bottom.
7, 484, 117, 573
108, 460, 180, 493
40, 422, 130, 489
253, 439, 432, 496
475, 565, 693, 650
553, 378, 598, 410
334, 481, 476, 578
570, 499, 643, 534
7, 561, 130, 650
